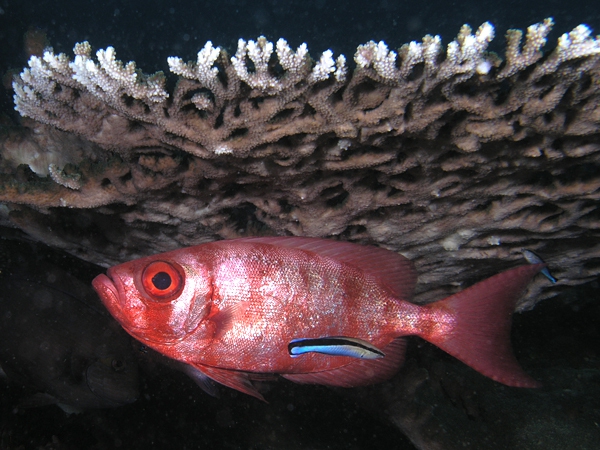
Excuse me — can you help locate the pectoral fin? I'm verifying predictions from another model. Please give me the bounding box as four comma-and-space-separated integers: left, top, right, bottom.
179, 363, 220, 398
288, 337, 385, 359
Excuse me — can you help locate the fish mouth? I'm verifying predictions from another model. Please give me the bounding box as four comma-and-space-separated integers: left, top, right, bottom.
92, 271, 128, 324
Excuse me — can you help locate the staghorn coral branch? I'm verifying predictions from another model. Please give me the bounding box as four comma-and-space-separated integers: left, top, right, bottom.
498, 18, 554, 78
4, 19, 600, 310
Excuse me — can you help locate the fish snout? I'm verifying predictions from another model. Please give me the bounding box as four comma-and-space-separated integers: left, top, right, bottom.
92, 270, 151, 336
92, 273, 125, 316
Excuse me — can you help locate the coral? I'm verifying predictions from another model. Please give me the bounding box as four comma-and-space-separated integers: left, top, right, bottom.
3, 19, 600, 310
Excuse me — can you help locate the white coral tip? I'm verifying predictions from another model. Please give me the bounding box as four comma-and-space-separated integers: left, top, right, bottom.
198, 41, 220, 66
311, 49, 335, 82
477, 22, 495, 43
335, 54, 347, 81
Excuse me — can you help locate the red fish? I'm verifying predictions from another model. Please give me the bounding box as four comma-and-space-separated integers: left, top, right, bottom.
92, 237, 543, 400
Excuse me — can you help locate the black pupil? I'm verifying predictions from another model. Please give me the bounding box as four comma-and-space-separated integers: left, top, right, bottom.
152, 271, 172, 290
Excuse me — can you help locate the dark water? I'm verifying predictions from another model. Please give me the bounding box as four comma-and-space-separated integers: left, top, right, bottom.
1, 1, 599, 448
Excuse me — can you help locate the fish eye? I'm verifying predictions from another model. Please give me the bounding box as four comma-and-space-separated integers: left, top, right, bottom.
142, 260, 185, 300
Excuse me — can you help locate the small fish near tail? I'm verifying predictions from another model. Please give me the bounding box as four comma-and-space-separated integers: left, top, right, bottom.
418, 264, 545, 388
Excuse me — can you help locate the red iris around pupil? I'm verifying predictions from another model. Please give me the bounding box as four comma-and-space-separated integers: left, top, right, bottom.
141, 261, 184, 299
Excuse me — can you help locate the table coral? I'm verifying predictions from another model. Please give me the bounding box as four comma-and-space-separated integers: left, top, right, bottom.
3, 19, 600, 309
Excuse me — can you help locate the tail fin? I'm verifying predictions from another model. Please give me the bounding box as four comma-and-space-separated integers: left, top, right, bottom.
421, 264, 544, 388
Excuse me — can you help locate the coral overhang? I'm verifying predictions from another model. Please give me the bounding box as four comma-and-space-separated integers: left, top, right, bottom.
2, 19, 600, 309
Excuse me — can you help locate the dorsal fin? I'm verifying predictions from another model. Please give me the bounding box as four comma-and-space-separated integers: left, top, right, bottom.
229, 237, 417, 300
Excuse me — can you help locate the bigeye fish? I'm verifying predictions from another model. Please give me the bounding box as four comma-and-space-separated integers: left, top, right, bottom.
0, 238, 139, 411
93, 237, 544, 401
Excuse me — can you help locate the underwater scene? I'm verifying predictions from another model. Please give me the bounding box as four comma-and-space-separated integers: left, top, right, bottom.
1, 1, 599, 448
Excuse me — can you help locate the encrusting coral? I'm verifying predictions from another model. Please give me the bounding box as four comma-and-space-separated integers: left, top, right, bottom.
2, 18, 600, 309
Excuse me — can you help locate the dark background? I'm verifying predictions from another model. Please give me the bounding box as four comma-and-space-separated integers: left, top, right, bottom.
1, 1, 599, 448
